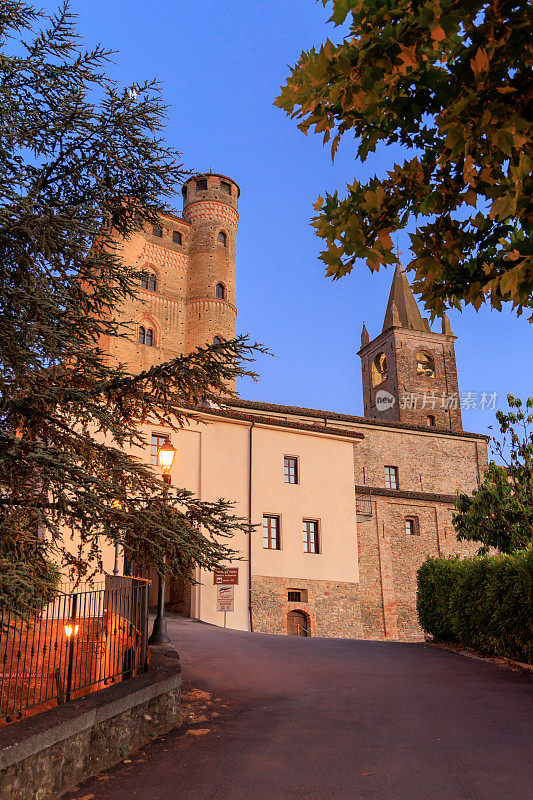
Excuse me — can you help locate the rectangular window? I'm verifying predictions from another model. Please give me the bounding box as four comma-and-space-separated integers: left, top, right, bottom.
263, 515, 280, 550
172, 230, 182, 244
196, 178, 208, 191
303, 520, 319, 554
151, 433, 169, 465
288, 588, 308, 602
220, 180, 231, 195
384, 466, 399, 489
152, 224, 163, 237
405, 518, 419, 536
284, 456, 298, 484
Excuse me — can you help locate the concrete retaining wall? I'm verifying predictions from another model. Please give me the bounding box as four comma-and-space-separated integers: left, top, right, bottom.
0, 644, 181, 800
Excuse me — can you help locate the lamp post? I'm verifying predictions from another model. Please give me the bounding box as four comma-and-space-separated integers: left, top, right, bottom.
112, 499, 123, 576
148, 440, 176, 645
64, 593, 79, 702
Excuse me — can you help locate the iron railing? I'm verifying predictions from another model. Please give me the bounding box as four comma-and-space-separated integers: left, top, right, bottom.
356, 494, 373, 516
0, 576, 149, 725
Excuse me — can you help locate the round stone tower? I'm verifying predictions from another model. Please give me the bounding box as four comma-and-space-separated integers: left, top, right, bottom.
182, 173, 239, 356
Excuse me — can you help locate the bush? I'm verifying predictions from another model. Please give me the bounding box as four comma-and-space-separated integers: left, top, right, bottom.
417, 549, 533, 664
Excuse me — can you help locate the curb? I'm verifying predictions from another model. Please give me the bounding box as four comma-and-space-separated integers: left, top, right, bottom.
427, 641, 533, 674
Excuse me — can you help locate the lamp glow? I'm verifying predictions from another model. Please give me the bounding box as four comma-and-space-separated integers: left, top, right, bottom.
157, 441, 176, 473
64, 624, 79, 638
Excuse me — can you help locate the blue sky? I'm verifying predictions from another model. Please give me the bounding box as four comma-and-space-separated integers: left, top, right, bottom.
43, 0, 531, 442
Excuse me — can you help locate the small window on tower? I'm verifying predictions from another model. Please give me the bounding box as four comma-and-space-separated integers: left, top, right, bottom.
427, 415, 436, 427
216, 283, 225, 299
372, 353, 388, 387
138, 326, 145, 344
196, 178, 208, 191
145, 328, 154, 346
220, 180, 231, 195
152, 224, 163, 237
416, 351, 435, 378
384, 466, 399, 489
405, 517, 420, 536
172, 230, 182, 245
213, 336, 222, 345
182, 184, 188, 198
217, 230, 227, 247
141, 273, 157, 292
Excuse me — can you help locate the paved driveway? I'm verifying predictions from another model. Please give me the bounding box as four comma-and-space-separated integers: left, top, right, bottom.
65, 616, 533, 800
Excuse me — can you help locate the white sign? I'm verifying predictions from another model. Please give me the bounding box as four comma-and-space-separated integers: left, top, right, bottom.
216, 585, 234, 613
375, 390, 395, 411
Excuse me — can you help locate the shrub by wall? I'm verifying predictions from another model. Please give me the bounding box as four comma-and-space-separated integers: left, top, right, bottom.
417, 549, 533, 664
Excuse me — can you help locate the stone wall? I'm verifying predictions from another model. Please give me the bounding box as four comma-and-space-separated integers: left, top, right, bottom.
252, 575, 363, 638
353, 424, 487, 496
0, 644, 181, 800
356, 495, 481, 641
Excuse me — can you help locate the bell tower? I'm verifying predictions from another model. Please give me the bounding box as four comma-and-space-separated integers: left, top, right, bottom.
358, 265, 463, 431
182, 173, 239, 354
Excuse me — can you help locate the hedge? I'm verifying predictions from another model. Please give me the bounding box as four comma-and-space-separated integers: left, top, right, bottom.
417, 548, 533, 664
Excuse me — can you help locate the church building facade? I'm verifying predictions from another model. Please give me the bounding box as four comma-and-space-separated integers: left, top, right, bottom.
102, 172, 488, 641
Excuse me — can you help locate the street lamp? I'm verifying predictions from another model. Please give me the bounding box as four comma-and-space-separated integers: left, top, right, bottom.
148, 440, 176, 645
157, 441, 176, 484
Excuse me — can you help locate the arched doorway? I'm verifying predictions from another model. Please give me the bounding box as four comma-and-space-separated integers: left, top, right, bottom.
287, 610, 309, 637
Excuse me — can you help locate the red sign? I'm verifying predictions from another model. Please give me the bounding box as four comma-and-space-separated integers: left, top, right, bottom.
213, 568, 239, 585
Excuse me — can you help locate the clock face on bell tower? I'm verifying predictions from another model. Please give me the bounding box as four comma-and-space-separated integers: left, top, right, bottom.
358, 265, 462, 432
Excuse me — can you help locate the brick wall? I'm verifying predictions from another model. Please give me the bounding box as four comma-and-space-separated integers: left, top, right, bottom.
101, 173, 239, 381
360, 327, 463, 431
354, 424, 487, 496
357, 495, 481, 641
251, 575, 363, 638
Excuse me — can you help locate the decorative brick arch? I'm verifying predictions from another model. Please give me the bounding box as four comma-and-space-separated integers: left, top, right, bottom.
215, 281, 226, 300
135, 313, 161, 346
140, 262, 161, 286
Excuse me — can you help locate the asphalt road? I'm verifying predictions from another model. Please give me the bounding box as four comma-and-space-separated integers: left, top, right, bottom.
64, 616, 533, 800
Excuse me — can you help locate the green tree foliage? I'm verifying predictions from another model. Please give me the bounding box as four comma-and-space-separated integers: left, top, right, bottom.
453, 395, 533, 553
0, 2, 264, 615
276, 0, 533, 319
417, 551, 533, 663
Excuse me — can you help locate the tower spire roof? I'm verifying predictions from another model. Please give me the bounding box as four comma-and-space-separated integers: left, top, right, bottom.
382, 264, 426, 332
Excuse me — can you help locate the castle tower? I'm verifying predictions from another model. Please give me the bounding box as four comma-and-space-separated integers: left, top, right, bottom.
182, 173, 239, 354
101, 171, 240, 382
358, 265, 463, 431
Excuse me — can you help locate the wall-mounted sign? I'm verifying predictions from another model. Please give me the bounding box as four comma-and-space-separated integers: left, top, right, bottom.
216, 585, 234, 613
213, 568, 239, 585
